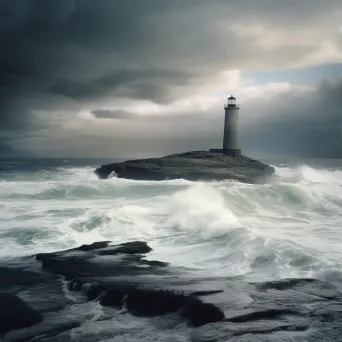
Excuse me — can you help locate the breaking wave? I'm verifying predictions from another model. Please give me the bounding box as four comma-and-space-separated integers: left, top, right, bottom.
1, 160, 342, 283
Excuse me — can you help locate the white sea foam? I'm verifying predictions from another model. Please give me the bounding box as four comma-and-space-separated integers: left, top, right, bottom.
1, 161, 342, 281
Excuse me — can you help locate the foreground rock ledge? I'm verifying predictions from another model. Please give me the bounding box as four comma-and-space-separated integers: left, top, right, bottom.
95, 151, 275, 183
2, 239, 341, 340
35, 241, 225, 327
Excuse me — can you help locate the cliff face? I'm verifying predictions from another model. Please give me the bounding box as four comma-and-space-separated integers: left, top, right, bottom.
94, 151, 275, 183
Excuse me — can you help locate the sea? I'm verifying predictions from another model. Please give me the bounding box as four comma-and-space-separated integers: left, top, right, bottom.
1, 157, 342, 341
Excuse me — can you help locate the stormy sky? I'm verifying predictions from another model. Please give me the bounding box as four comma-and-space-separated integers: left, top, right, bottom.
0, 0, 341, 158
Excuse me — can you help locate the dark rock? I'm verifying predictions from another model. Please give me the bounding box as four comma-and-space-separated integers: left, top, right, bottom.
100, 287, 127, 307
35, 241, 111, 262
3, 239, 342, 340
85, 283, 106, 301
3, 320, 81, 342
75, 241, 111, 251
99, 286, 225, 327
183, 298, 225, 327
34, 240, 225, 327
0, 266, 50, 290
35, 241, 155, 281
94, 150, 275, 183
253, 278, 338, 299
97, 241, 152, 255
190, 290, 224, 297
254, 278, 317, 291
141, 259, 169, 267
125, 288, 186, 317
226, 308, 298, 323
67, 278, 83, 292
0, 293, 42, 334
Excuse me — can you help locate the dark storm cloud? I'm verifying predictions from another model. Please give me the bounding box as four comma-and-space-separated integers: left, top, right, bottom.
91, 109, 137, 120
0, 0, 341, 156
50, 69, 192, 103
24, 78, 339, 159
91, 108, 198, 122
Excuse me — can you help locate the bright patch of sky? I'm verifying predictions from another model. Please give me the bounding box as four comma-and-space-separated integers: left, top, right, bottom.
242, 63, 342, 86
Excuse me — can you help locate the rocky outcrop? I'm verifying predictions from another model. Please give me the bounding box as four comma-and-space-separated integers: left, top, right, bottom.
0, 293, 42, 334
35, 241, 225, 327
95, 150, 275, 183
1, 240, 342, 341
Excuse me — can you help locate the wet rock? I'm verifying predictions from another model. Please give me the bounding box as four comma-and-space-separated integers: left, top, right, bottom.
100, 287, 126, 307
76, 241, 111, 251
67, 278, 83, 292
253, 278, 338, 299
226, 308, 298, 323
94, 150, 275, 183
0, 293, 42, 334
0, 266, 49, 291
99, 286, 225, 326
84, 283, 106, 301
190, 290, 224, 297
183, 298, 225, 327
97, 241, 152, 255
125, 288, 186, 316
254, 278, 317, 291
35, 240, 225, 327
141, 259, 169, 267
2, 240, 342, 340
3, 319, 81, 342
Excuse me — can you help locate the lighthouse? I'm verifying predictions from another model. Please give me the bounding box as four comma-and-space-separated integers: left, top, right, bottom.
223, 95, 241, 157
209, 95, 242, 157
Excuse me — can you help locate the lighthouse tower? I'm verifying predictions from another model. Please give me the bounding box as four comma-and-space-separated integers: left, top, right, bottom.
223, 95, 241, 157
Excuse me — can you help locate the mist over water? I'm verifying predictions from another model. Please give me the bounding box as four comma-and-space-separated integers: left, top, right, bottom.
1, 158, 342, 285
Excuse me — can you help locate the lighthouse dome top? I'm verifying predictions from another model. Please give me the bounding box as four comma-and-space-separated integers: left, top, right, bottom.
225, 94, 239, 109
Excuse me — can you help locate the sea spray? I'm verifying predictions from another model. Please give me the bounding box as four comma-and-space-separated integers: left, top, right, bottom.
0, 159, 341, 282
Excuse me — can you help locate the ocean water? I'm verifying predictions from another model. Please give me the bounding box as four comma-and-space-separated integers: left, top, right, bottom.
1, 157, 342, 341
1, 158, 342, 280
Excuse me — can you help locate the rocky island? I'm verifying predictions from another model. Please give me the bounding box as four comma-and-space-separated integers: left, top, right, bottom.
95, 150, 275, 183
95, 96, 275, 183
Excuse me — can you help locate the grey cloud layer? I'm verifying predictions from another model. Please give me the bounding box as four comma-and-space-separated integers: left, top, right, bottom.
19, 78, 340, 159
91, 109, 138, 120
240, 79, 342, 158
0, 0, 341, 156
